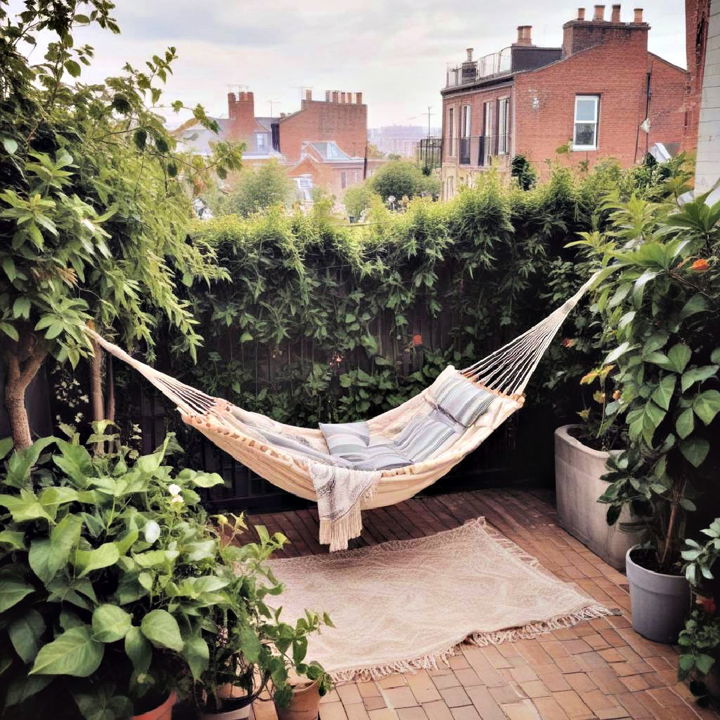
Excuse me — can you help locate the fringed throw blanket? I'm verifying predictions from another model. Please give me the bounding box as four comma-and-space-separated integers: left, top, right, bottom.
309, 463, 380, 551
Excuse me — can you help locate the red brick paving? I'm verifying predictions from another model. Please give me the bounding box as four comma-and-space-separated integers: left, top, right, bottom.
250, 489, 718, 720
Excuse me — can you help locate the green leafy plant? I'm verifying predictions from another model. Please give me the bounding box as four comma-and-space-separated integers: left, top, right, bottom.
575, 192, 720, 573
0, 1, 242, 448
679, 519, 720, 703
0, 428, 329, 719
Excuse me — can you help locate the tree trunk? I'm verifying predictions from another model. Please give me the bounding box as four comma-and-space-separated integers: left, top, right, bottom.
3, 332, 48, 450
89, 339, 105, 454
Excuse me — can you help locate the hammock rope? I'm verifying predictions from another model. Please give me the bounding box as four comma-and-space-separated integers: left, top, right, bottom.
86, 270, 601, 529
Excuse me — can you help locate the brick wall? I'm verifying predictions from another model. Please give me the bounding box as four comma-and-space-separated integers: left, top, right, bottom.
279, 91, 367, 163
226, 91, 266, 142
514, 36, 687, 171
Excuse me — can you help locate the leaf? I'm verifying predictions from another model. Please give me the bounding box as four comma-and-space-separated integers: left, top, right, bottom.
125, 626, 151, 674
182, 633, 209, 680
633, 269, 658, 307
679, 438, 710, 468
4, 675, 52, 707
140, 609, 184, 651
650, 375, 676, 411
190, 472, 225, 489
133, 128, 148, 150
92, 604, 132, 643
667, 344, 692, 374
64, 60, 81, 77
74, 542, 119, 577
239, 626, 262, 662
30, 626, 103, 677
0, 437, 13, 460
693, 389, 720, 425
8, 609, 45, 663
0, 571, 34, 612
0, 529, 26, 551
2, 137, 18, 155
604, 342, 632, 365
676, 408, 694, 439
681, 365, 718, 392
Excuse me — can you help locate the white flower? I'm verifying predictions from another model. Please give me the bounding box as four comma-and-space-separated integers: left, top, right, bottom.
168, 483, 182, 496
170, 495, 184, 505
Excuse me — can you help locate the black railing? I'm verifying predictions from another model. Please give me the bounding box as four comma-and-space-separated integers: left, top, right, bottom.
417, 137, 443, 173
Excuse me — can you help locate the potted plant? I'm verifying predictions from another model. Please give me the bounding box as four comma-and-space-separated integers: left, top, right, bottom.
0, 426, 287, 719
575, 191, 720, 643
679, 518, 720, 704
554, 364, 642, 569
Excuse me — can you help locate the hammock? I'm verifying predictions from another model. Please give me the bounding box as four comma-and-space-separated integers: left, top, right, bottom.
88, 272, 599, 550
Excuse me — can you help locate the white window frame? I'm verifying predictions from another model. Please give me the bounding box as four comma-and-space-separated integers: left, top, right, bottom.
461, 105, 472, 138
573, 95, 600, 151
447, 106, 456, 157
255, 132, 268, 151
497, 97, 510, 155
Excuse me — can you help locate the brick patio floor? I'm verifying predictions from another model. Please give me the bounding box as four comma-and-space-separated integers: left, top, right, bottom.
251, 488, 719, 720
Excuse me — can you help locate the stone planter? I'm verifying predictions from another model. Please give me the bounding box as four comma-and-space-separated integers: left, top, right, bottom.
554, 424, 641, 569
626, 546, 691, 643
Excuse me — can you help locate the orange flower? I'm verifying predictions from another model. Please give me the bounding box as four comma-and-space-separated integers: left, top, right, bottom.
612, 390, 622, 400
561, 338, 576, 348
691, 258, 710, 273
412, 334, 423, 347
696, 595, 717, 614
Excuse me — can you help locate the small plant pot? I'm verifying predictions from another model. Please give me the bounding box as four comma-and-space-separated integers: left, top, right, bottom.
626, 546, 691, 643
132, 691, 177, 720
554, 425, 641, 569
198, 688, 253, 720
275, 681, 320, 720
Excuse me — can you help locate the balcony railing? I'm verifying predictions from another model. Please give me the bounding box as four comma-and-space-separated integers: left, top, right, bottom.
445, 48, 512, 89
445, 135, 510, 167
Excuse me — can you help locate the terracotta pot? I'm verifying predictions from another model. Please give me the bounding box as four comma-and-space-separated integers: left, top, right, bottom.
132, 691, 177, 720
275, 681, 320, 720
554, 425, 642, 569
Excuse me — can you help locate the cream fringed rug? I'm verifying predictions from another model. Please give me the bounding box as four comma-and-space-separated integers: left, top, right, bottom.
269, 519, 615, 682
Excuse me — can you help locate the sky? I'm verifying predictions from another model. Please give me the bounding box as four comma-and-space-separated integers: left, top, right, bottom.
15, 0, 687, 128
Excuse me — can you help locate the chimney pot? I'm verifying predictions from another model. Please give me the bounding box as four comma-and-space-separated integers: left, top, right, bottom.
593, 4, 605, 20
356, 91, 363, 104
332, 91, 339, 102
516, 25, 533, 45
633, 7, 643, 22
325, 90, 331, 101
466, 47, 474, 61
611, 4, 620, 21
577, 7, 585, 20
305, 89, 312, 101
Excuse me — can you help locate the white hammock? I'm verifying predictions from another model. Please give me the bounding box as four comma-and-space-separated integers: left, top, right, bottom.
88, 272, 599, 549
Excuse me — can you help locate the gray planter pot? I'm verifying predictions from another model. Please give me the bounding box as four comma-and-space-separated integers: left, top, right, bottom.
554, 425, 641, 569
626, 546, 691, 644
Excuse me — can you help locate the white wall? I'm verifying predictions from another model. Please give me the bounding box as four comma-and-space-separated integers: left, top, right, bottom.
695, 0, 720, 201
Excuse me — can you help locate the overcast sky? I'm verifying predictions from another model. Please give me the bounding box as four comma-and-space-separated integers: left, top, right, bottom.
21, 0, 687, 128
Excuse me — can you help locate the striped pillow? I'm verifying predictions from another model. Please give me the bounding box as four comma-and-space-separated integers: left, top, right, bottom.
394, 409, 461, 462
432, 371, 495, 427
319, 422, 370, 464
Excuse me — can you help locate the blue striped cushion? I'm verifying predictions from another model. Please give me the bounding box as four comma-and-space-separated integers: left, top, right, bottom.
432, 372, 495, 427
394, 409, 461, 462
319, 422, 370, 464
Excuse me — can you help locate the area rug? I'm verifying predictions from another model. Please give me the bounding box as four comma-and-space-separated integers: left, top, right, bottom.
268, 518, 615, 682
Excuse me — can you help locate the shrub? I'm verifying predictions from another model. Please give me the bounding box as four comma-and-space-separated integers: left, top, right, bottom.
369, 160, 440, 201
213, 160, 295, 217
0, 429, 329, 718
577, 192, 720, 572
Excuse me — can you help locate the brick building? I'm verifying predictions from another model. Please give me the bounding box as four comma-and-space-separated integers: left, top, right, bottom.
440, 5, 688, 198
683, 0, 713, 152
177, 89, 368, 198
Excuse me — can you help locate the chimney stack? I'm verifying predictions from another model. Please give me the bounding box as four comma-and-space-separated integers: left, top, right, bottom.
356, 91, 363, 104
611, 4, 620, 22
593, 4, 605, 20
633, 7, 643, 22
577, 7, 585, 20
466, 47, 474, 61
332, 91, 339, 102
516, 25, 533, 46
305, 88, 312, 101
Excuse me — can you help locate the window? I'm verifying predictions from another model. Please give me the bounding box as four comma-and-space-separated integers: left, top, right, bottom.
341, 171, 348, 189
482, 101, 494, 165
497, 97, 510, 155
447, 107, 455, 156
573, 95, 599, 150
255, 132, 268, 151
461, 105, 472, 138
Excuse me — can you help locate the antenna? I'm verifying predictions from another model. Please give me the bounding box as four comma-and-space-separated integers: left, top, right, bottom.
268, 99, 281, 116
424, 106, 434, 137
